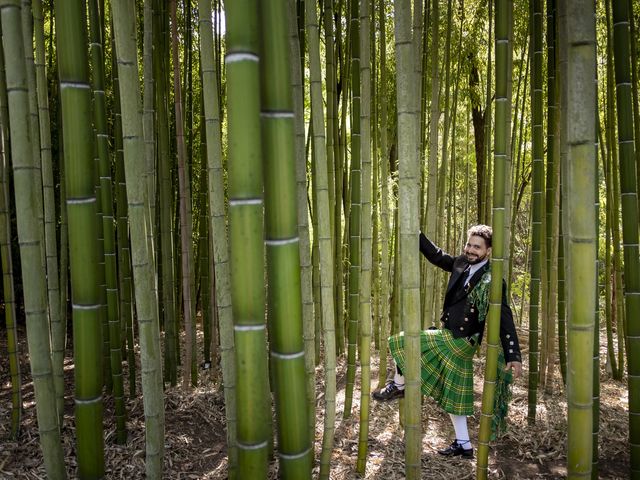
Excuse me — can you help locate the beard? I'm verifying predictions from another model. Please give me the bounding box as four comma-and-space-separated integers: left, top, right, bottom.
464, 252, 487, 265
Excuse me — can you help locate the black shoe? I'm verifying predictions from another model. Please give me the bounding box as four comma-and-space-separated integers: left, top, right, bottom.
438, 440, 474, 458
372, 381, 405, 402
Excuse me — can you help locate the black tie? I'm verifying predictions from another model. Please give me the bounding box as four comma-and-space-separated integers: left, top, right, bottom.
460, 267, 470, 290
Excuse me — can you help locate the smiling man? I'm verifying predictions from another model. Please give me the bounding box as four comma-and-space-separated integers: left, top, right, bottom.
373, 224, 522, 459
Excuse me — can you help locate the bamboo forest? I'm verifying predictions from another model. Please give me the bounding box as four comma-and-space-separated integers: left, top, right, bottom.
0, 0, 639, 478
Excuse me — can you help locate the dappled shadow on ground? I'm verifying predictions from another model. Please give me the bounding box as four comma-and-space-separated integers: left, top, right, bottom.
0, 324, 630, 479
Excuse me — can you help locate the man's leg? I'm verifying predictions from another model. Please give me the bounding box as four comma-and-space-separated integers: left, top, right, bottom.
438, 414, 473, 458
372, 364, 405, 401
449, 414, 472, 450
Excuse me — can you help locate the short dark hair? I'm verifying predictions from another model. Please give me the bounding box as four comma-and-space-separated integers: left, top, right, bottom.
467, 224, 492, 248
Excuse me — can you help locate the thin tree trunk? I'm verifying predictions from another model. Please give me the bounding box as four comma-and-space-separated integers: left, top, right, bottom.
356, 0, 372, 472
303, 0, 339, 477
0, 44, 21, 439
482, 0, 494, 225
111, 0, 165, 474
611, 0, 640, 475
601, 118, 619, 378
153, 0, 177, 387
527, 0, 543, 425
377, 0, 391, 391
198, 1, 237, 474
542, 0, 559, 392
31, 0, 65, 423
88, 0, 126, 442
1, 1, 67, 477
170, 0, 196, 389
423, 0, 439, 329
344, 0, 362, 418
110, 41, 136, 397
288, 0, 315, 440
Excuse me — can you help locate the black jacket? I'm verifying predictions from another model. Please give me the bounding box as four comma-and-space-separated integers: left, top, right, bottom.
419, 232, 522, 363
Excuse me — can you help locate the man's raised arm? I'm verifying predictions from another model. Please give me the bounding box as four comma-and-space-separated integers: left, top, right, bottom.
419, 232, 456, 272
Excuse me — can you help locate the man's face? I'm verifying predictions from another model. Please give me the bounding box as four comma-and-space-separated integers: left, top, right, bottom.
463, 235, 491, 264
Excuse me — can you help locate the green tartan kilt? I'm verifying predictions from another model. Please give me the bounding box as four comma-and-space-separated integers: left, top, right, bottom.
388, 328, 477, 416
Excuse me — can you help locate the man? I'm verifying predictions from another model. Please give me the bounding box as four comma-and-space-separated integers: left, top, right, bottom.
373, 225, 522, 459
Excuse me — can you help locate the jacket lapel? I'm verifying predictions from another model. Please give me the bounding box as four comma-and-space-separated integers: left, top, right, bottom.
466, 262, 491, 292
446, 263, 468, 295
445, 261, 490, 305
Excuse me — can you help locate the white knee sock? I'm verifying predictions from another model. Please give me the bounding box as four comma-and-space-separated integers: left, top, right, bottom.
449, 414, 472, 450
393, 364, 405, 389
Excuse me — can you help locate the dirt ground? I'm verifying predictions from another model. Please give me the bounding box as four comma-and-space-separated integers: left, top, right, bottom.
0, 323, 630, 479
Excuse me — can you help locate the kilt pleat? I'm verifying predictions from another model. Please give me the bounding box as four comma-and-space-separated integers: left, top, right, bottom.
388, 328, 477, 416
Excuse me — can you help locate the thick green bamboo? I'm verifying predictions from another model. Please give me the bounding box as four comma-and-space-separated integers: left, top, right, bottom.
225, 1, 270, 475
611, 0, 640, 476
477, 1, 511, 475
0, 1, 66, 477
260, 3, 312, 476
56, 1, 106, 474
395, 0, 421, 476
88, 0, 126, 443
111, 0, 165, 475
32, 0, 65, 422
344, 0, 362, 418
527, 0, 543, 425
198, 1, 237, 474
356, 0, 372, 472
561, 2, 597, 477
0, 51, 21, 439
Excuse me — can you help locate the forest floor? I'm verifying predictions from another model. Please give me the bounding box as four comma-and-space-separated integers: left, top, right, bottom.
0, 320, 630, 479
